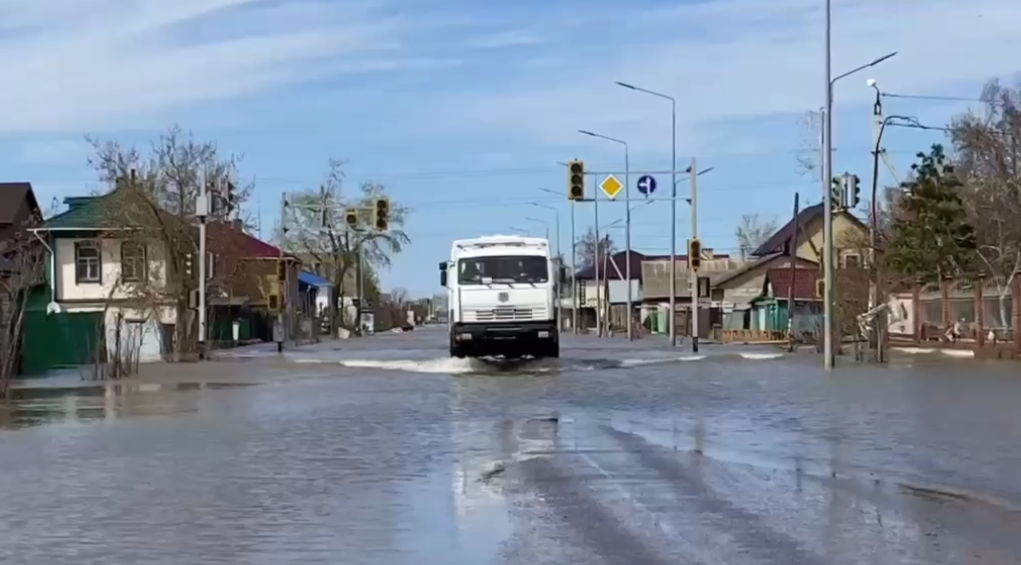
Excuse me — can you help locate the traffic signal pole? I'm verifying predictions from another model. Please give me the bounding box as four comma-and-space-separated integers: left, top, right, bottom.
197, 178, 209, 360
278, 192, 287, 353
689, 157, 700, 353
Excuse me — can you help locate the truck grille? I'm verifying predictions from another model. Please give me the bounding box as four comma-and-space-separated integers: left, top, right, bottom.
464, 307, 544, 322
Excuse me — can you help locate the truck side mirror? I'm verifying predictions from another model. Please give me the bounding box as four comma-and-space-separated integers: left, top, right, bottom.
439, 261, 447, 287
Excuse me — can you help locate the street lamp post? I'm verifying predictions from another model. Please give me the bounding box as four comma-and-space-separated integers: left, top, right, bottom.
508, 226, 530, 236
530, 203, 563, 331
579, 129, 633, 340
524, 216, 551, 241
865, 79, 915, 363
537, 189, 577, 333
616, 81, 677, 345
822, 5, 897, 368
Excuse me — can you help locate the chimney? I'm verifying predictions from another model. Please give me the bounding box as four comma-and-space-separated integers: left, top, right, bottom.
63, 196, 97, 211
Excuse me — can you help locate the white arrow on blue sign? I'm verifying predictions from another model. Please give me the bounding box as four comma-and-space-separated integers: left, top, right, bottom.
637, 175, 657, 197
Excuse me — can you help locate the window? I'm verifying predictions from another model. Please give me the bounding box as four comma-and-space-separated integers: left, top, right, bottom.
843, 253, 861, 269
75, 241, 101, 283
457, 255, 549, 285
121, 241, 147, 282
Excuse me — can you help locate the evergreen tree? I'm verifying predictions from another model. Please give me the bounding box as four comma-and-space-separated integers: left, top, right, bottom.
887, 144, 976, 283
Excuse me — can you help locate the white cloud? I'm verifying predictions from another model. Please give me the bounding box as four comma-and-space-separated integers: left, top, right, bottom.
466, 30, 544, 49
17, 139, 91, 164
0, 0, 421, 133
422, 0, 1021, 158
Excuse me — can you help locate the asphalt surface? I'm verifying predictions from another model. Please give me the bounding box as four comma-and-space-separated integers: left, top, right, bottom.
1, 327, 1020, 564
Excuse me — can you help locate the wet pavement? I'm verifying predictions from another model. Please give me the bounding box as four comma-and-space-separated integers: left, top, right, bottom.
2, 327, 1020, 564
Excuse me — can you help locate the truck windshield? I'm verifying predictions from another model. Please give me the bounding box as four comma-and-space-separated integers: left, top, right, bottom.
458, 255, 548, 284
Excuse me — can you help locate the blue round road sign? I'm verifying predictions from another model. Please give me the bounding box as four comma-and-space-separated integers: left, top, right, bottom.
637, 175, 657, 196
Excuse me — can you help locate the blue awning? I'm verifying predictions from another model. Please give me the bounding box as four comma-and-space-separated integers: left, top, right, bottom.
299, 271, 333, 287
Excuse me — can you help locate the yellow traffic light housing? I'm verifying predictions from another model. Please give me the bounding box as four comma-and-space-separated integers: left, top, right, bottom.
374, 196, 390, 232
568, 160, 585, 200
344, 209, 358, 228
277, 259, 286, 282
689, 238, 702, 271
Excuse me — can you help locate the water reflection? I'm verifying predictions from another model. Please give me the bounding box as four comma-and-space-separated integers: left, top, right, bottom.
0, 381, 254, 430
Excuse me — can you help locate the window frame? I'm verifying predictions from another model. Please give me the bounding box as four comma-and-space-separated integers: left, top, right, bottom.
74, 240, 102, 284
120, 241, 147, 282
842, 253, 861, 269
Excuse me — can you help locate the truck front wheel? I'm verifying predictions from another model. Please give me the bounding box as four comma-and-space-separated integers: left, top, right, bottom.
537, 338, 559, 359
449, 333, 466, 358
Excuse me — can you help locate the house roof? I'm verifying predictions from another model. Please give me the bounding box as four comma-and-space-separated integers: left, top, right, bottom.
752, 204, 824, 256
206, 221, 300, 261
576, 251, 669, 281
765, 268, 820, 301
40, 190, 184, 231
0, 182, 39, 226
751, 203, 867, 257
299, 271, 332, 287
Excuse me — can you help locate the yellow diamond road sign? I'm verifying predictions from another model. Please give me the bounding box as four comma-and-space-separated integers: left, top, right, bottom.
600, 175, 623, 200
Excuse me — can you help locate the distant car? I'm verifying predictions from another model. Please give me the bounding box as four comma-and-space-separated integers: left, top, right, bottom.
401, 324, 414, 332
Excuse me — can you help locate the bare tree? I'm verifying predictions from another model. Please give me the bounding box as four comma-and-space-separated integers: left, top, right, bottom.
576, 228, 615, 271
0, 232, 45, 398
949, 79, 1021, 327
283, 160, 411, 332
375, 287, 410, 330
795, 109, 823, 178
86, 126, 253, 359
735, 214, 779, 260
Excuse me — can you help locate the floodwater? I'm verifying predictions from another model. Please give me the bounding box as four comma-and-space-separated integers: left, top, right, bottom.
2, 328, 1020, 564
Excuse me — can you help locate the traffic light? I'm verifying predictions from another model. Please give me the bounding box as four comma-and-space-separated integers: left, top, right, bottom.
225, 180, 237, 213
846, 174, 861, 208
374, 197, 390, 232
345, 209, 358, 229
185, 253, 193, 278
689, 238, 702, 271
830, 176, 844, 210
277, 259, 286, 282
568, 160, 585, 200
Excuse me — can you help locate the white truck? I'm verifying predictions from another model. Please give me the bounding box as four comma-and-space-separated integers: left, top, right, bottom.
440, 235, 559, 359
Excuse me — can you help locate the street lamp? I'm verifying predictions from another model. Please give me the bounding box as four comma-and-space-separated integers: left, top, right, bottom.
578, 128, 634, 340
508, 226, 529, 235
616, 81, 678, 346
530, 202, 564, 330
865, 78, 918, 363
823, 6, 897, 368
536, 190, 577, 333
524, 216, 550, 240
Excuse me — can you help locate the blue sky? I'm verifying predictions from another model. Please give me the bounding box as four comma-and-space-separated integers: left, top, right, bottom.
2, 0, 1020, 297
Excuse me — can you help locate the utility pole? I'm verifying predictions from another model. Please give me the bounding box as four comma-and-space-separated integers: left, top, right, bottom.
689, 157, 700, 353
197, 175, 209, 360
593, 172, 602, 337
786, 193, 800, 352
870, 83, 884, 363
624, 145, 632, 341
822, 0, 835, 369
277, 192, 287, 353
356, 239, 364, 335
571, 201, 578, 334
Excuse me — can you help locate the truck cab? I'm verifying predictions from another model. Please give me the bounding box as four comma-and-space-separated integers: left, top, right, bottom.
440, 235, 559, 359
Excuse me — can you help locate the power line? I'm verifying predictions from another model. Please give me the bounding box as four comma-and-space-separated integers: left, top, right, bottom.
26, 148, 932, 190
882, 93, 985, 103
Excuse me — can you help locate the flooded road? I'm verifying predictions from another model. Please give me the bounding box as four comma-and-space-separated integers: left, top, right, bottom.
2, 328, 1020, 564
